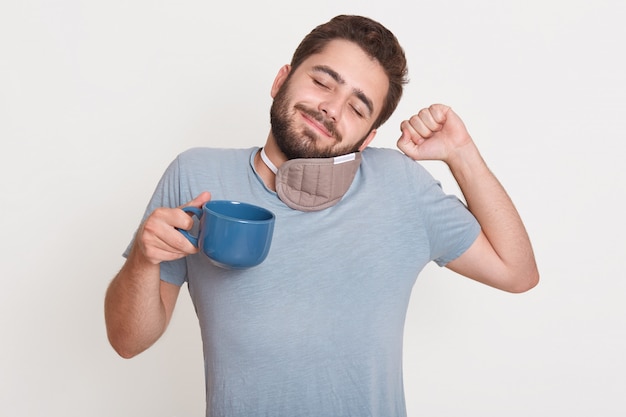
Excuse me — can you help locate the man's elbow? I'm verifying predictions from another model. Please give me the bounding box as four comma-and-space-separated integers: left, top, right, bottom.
108, 335, 146, 359
506, 267, 540, 294
106, 325, 150, 359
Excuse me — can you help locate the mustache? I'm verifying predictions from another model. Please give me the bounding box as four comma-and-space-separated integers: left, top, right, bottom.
294, 104, 341, 141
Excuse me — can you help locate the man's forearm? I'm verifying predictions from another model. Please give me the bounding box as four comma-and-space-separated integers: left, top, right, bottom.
104, 246, 169, 358
448, 143, 538, 281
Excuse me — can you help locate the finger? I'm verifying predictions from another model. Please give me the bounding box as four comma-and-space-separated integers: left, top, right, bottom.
397, 134, 416, 156
144, 240, 197, 263
138, 223, 197, 263
160, 218, 200, 255
397, 121, 423, 157
144, 233, 193, 259
160, 225, 200, 254
407, 112, 437, 139
399, 120, 424, 144
417, 107, 442, 133
428, 104, 451, 125
181, 191, 211, 209
149, 207, 195, 231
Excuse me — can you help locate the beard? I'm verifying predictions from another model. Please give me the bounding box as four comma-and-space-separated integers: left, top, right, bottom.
270, 80, 368, 160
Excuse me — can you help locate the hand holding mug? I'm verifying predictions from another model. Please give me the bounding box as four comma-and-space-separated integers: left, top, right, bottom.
135, 192, 212, 265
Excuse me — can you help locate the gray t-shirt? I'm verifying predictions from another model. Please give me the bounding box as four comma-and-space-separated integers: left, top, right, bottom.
131, 146, 480, 417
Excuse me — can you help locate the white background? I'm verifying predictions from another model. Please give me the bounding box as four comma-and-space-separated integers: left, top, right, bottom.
1, 0, 625, 416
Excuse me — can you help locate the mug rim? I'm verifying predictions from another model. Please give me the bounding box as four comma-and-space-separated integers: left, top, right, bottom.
205, 200, 275, 223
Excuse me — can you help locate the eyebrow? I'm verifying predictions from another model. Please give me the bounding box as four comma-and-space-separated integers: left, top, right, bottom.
312, 65, 374, 117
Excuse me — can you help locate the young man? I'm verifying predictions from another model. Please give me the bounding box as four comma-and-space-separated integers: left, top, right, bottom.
105, 15, 538, 417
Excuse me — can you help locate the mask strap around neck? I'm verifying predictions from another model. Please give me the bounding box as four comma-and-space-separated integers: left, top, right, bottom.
260, 148, 278, 175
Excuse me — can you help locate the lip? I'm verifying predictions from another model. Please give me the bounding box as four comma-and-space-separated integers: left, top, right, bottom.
300, 111, 332, 138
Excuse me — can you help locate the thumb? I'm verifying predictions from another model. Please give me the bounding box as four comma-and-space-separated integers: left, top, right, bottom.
396, 131, 414, 154
396, 123, 421, 159
429, 103, 451, 125
182, 191, 211, 209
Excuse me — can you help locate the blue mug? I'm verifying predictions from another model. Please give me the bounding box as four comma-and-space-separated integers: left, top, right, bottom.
179, 200, 275, 269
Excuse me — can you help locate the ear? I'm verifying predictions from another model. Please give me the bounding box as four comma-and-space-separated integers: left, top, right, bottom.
358, 129, 377, 151
271, 65, 292, 98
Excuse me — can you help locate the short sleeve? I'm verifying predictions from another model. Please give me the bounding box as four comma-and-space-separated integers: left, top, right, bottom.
123, 155, 188, 286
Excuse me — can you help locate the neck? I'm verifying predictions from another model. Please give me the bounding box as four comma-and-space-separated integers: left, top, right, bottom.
254, 150, 276, 192
255, 135, 289, 191
260, 147, 278, 174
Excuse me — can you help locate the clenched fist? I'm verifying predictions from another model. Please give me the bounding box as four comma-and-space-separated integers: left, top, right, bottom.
397, 104, 474, 164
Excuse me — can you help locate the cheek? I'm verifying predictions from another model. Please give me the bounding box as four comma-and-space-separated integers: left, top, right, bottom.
341, 117, 371, 140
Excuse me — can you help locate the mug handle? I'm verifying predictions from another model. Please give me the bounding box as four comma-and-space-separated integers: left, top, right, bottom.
178, 206, 203, 247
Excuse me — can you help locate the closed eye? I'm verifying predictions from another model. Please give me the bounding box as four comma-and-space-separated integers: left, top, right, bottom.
351, 105, 364, 118
313, 78, 329, 89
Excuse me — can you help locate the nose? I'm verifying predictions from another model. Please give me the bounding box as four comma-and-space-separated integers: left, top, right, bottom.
318, 97, 342, 122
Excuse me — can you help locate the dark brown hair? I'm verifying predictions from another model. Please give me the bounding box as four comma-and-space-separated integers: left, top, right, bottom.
290, 15, 409, 129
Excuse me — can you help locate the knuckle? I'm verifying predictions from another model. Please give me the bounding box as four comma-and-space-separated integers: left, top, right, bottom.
173, 230, 190, 248
181, 215, 194, 230
151, 207, 168, 218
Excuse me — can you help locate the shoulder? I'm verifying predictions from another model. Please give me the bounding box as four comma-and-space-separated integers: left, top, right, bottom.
172, 147, 257, 174
177, 147, 257, 163
361, 146, 405, 162
361, 147, 433, 180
